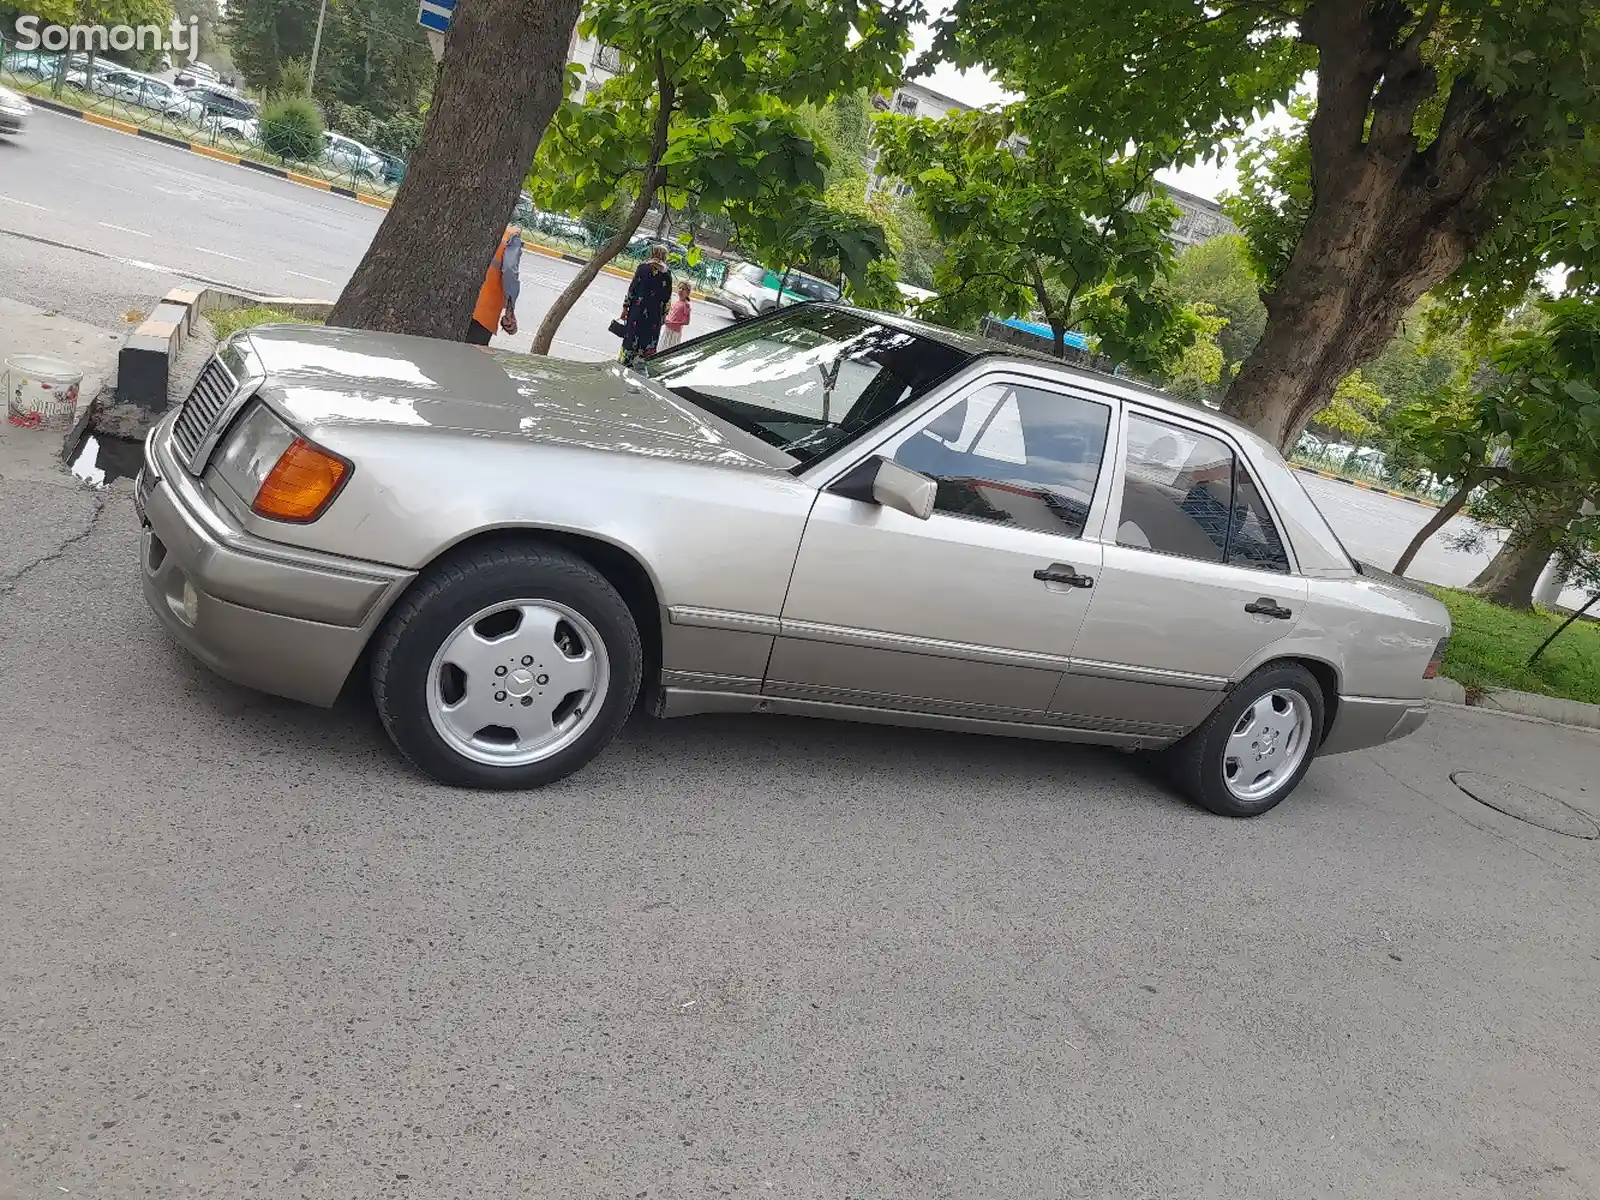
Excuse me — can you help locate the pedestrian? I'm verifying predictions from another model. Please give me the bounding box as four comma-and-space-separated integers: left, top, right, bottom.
659, 280, 693, 351
466, 219, 522, 345
618, 245, 672, 365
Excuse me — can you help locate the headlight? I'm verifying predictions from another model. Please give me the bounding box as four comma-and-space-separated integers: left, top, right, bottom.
216, 402, 350, 522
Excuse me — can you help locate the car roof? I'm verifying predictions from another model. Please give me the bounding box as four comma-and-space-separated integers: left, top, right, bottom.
821, 302, 1280, 453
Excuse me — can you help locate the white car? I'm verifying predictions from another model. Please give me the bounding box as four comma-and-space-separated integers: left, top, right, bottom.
92, 68, 192, 115
174, 61, 218, 88
0, 84, 31, 136
323, 131, 384, 180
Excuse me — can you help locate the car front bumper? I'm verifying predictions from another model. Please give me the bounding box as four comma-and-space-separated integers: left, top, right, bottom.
0, 110, 28, 134
137, 420, 415, 706
1318, 694, 1431, 755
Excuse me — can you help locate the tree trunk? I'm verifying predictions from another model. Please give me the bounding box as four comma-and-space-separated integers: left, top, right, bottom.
1220, 1, 1523, 452
530, 52, 675, 356
326, 0, 581, 337
1393, 468, 1489, 577
1470, 512, 1566, 611
1527, 591, 1600, 668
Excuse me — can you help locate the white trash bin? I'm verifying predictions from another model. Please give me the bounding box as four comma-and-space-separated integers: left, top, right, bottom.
5, 355, 83, 429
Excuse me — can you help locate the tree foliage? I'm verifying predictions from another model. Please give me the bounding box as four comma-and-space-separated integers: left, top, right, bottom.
874, 105, 1188, 366
1168, 232, 1266, 399
228, 0, 434, 119
1390, 298, 1600, 582
527, 0, 918, 353
928, 0, 1600, 450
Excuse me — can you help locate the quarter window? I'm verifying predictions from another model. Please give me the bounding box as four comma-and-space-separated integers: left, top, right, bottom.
1117, 414, 1290, 572
894, 383, 1111, 538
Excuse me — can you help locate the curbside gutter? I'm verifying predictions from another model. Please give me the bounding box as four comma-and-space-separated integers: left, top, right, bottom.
1422, 676, 1600, 732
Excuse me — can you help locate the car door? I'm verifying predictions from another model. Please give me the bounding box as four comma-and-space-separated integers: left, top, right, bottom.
1054, 406, 1308, 735
769, 376, 1119, 720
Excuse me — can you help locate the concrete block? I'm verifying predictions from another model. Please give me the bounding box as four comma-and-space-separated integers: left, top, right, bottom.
115, 301, 190, 414
1422, 677, 1467, 705
163, 288, 203, 335
1478, 689, 1600, 730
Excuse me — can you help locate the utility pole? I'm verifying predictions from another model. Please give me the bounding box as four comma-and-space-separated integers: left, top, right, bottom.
308, 0, 329, 94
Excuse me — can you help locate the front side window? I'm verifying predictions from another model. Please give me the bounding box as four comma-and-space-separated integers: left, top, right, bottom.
894, 383, 1111, 538
1117, 413, 1291, 572
647, 307, 971, 466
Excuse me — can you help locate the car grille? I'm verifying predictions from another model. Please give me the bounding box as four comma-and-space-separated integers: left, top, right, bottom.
171, 357, 239, 470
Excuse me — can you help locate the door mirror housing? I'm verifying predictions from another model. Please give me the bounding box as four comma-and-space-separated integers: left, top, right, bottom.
829, 456, 937, 521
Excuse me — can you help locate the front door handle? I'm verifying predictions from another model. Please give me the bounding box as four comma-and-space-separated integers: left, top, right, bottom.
1034, 564, 1094, 589
1244, 597, 1293, 619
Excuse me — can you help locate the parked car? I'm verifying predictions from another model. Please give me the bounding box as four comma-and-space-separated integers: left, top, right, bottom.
174, 60, 218, 88
626, 235, 691, 268
91, 68, 192, 115
323, 131, 384, 180
172, 85, 259, 141
135, 305, 1449, 816
62, 54, 116, 90
538, 212, 590, 242
0, 84, 31, 136
2, 50, 57, 81
720, 262, 841, 318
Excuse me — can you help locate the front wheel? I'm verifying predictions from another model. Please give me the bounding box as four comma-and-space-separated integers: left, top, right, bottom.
1165, 663, 1325, 817
371, 542, 643, 789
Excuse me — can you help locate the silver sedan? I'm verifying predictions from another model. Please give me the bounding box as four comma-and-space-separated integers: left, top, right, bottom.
135, 306, 1449, 816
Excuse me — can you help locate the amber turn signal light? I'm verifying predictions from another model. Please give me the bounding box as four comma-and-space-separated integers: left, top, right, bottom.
252, 438, 350, 522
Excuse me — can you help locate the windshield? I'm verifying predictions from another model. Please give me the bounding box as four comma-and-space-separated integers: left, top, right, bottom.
647, 307, 972, 466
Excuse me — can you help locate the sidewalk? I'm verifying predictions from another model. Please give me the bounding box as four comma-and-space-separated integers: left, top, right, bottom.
0, 297, 123, 589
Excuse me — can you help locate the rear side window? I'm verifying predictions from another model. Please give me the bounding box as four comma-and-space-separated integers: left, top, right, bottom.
1117, 414, 1290, 572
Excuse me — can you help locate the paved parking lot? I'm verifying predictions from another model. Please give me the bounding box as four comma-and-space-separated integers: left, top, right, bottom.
2, 483, 1598, 1199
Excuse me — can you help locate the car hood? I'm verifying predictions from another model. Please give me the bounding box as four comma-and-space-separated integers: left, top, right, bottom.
241, 323, 792, 470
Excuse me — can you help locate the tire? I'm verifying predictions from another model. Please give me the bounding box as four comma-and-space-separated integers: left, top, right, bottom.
371, 541, 643, 789
1165, 662, 1325, 818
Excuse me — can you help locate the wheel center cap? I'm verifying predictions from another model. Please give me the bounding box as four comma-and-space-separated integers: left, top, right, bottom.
505, 667, 537, 697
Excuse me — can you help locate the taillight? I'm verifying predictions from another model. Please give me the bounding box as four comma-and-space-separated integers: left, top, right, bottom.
1424, 636, 1449, 680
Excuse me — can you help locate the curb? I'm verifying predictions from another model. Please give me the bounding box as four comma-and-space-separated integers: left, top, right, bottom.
1292, 465, 1442, 509
1425, 675, 1600, 732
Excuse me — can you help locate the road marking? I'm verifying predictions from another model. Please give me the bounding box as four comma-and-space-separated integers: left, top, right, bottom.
286, 270, 332, 284
193, 246, 245, 261
0, 195, 48, 211
98, 222, 150, 238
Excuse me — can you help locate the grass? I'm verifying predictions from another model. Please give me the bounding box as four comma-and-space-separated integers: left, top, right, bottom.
1428, 586, 1600, 706
210, 306, 322, 339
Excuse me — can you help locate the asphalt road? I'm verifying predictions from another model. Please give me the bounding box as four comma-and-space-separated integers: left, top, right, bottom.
0, 108, 731, 360
1, 474, 1598, 1198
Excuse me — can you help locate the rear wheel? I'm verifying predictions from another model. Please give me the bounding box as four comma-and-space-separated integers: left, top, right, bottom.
371, 542, 642, 789
1165, 663, 1324, 817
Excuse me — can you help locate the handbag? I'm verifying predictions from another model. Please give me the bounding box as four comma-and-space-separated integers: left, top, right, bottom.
608, 318, 627, 338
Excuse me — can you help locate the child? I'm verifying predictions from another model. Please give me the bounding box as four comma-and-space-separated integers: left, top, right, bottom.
659, 281, 693, 350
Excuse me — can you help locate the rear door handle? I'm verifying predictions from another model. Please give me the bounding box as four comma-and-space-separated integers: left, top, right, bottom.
1244, 597, 1293, 619
1034, 564, 1094, 588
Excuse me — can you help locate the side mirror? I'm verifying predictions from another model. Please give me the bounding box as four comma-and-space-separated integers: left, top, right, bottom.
828, 456, 937, 521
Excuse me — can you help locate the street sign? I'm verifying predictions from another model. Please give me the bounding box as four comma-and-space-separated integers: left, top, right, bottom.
417, 0, 455, 34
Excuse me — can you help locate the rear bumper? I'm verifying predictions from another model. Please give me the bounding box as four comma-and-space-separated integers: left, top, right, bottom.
137, 419, 415, 706
1319, 695, 1430, 756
